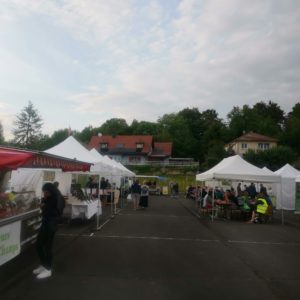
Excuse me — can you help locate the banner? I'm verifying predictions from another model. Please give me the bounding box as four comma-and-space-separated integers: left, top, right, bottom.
0, 221, 21, 266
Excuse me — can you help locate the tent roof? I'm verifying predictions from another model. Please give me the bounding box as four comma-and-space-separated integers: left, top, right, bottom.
90, 149, 135, 177
45, 136, 99, 163
196, 155, 280, 183
262, 166, 274, 175
274, 164, 300, 178
0, 146, 91, 172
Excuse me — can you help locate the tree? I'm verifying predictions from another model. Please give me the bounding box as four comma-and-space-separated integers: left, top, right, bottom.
12, 101, 43, 148
129, 120, 159, 135
282, 103, 300, 155
77, 125, 100, 144
243, 146, 297, 170
100, 118, 129, 135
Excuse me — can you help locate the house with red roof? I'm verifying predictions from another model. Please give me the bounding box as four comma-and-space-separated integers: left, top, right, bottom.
88, 135, 173, 165
225, 132, 278, 155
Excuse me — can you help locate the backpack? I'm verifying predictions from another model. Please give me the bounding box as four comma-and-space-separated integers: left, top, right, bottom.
141, 186, 148, 196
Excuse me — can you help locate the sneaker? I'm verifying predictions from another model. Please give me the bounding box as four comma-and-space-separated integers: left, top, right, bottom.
33, 265, 45, 275
36, 269, 52, 279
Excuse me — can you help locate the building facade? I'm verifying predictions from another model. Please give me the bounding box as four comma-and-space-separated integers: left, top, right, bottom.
88, 135, 172, 165
225, 132, 278, 155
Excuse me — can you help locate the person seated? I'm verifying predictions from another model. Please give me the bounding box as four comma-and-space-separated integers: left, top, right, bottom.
227, 190, 240, 207
215, 189, 230, 205
202, 190, 213, 209
247, 193, 269, 223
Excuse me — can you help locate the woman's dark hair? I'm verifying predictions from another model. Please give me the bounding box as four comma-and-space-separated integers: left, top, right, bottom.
42, 182, 57, 196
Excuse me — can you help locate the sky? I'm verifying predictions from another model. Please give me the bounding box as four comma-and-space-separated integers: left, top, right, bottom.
0, 0, 300, 139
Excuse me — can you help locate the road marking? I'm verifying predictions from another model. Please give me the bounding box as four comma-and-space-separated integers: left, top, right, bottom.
96, 218, 112, 231
118, 213, 191, 218
228, 240, 300, 246
92, 235, 220, 243
56, 233, 300, 246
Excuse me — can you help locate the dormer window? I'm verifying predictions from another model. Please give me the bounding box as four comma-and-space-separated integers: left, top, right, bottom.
136, 143, 144, 152
100, 143, 108, 151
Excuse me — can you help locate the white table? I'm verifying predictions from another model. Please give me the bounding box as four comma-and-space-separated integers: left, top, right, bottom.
64, 197, 101, 220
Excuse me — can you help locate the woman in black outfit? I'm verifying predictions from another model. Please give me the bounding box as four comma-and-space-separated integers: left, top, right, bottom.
33, 183, 60, 279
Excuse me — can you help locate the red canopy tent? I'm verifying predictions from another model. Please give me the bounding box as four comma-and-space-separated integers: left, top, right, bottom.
0, 146, 91, 172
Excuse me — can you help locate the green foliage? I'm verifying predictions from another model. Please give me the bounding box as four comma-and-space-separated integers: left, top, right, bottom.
12, 101, 43, 148
243, 146, 297, 170
282, 103, 300, 154
77, 125, 100, 144
129, 120, 159, 135
227, 101, 285, 139
4, 100, 300, 169
99, 118, 129, 135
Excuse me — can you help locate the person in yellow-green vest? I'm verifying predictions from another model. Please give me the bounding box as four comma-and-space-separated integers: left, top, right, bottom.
247, 194, 269, 223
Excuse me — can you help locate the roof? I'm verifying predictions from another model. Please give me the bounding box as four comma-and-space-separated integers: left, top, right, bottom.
45, 136, 100, 163
232, 132, 278, 143
196, 155, 280, 183
0, 146, 91, 172
274, 164, 300, 178
89, 135, 153, 154
150, 142, 172, 157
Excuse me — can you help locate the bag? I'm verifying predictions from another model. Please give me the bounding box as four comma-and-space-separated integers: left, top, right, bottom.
127, 194, 132, 202
141, 186, 148, 195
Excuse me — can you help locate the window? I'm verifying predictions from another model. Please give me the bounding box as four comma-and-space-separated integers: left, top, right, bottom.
100, 143, 108, 151
136, 143, 144, 152
241, 143, 248, 149
258, 143, 269, 150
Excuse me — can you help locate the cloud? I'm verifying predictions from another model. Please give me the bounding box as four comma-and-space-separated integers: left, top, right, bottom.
1, 0, 134, 44
1, 0, 300, 138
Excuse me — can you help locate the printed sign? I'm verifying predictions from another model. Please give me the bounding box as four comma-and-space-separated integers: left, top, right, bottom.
0, 221, 21, 266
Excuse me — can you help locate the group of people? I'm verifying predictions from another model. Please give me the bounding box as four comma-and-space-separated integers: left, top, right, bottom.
188, 183, 274, 223
129, 180, 150, 210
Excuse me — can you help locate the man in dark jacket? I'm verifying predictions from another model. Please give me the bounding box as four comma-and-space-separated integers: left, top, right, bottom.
33, 183, 60, 279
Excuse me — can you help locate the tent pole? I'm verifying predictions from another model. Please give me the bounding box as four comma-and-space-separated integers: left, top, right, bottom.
96, 175, 100, 230
280, 177, 284, 225
212, 183, 215, 222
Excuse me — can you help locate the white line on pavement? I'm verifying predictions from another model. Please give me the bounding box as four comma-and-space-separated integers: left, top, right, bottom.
93, 235, 220, 242
228, 240, 300, 246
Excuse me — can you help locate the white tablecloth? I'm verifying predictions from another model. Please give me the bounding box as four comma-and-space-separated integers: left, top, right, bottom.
65, 198, 101, 220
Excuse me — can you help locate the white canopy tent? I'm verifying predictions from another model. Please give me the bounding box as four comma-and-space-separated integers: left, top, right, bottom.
274, 164, 300, 210
196, 155, 281, 183
196, 155, 281, 222
10, 168, 72, 198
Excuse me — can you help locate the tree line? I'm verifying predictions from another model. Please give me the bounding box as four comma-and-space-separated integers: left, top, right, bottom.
1, 100, 300, 171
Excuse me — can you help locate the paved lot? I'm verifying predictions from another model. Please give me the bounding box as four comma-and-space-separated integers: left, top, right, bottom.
1, 196, 300, 300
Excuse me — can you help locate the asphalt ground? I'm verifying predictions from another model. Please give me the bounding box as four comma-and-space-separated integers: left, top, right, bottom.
1, 196, 300, 300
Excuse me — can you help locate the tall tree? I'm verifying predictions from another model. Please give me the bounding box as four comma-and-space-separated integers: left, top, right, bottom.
100, 118, 129, 135
12, 101, 43, 148
282, 102, 300, 154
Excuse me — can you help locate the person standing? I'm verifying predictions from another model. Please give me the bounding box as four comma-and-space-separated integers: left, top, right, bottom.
131, 180, 141, 210
33, 183, 60, 279
140, 182, 149, 209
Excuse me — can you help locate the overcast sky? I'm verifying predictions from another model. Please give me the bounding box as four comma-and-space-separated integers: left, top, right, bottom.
0, 0, 300, 139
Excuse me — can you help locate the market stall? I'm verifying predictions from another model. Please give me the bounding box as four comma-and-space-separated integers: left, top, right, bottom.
0, 146, 91, 266
196, 155, 281, 221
